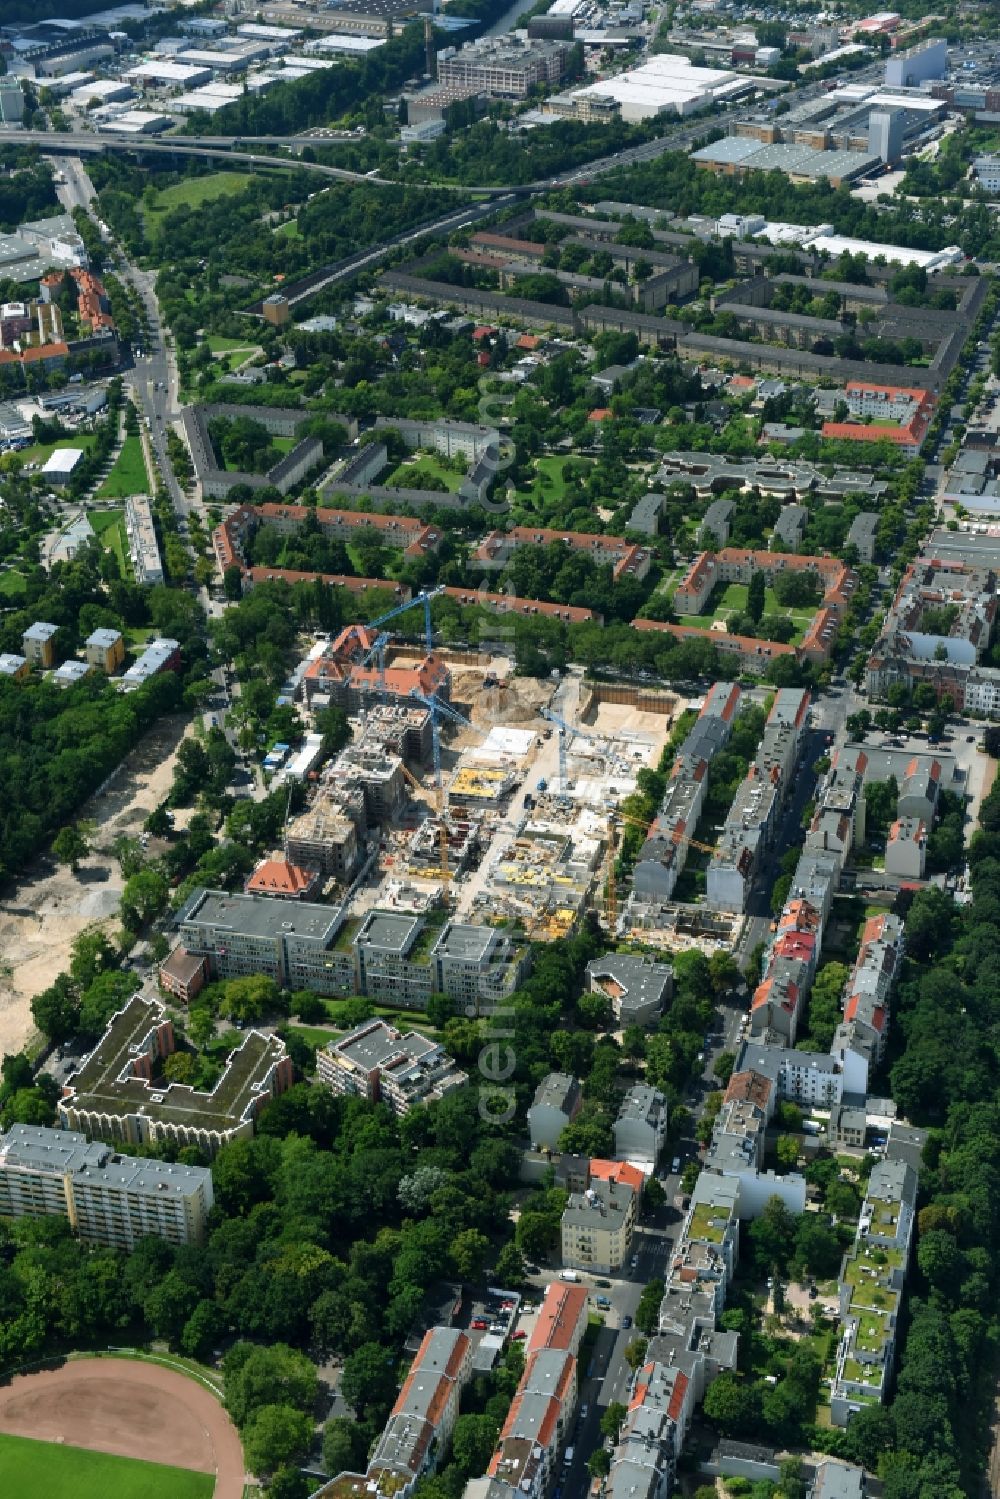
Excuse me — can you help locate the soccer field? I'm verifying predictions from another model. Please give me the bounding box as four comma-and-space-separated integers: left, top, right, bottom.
0, 1432, 215, 1499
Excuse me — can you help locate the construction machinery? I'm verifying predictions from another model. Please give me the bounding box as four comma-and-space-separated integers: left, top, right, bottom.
355, 585, 445, 700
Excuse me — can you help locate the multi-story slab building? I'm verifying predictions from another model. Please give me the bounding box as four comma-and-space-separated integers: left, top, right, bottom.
586, 954, 673, 1028
316, 1020, 468, 1116
58, 993, 292, 1156
613, 1083, 669, 1169
0, 1123, 213, 1248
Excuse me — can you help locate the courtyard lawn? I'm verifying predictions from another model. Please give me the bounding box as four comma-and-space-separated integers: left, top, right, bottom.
682, 581, 816, 646
387, 453, 465, 493
90, 508, 131, 578
0, 1433, 214, 1499
275, 218, 302, 238
95, 436, 149, 499
271, 436, 296, 455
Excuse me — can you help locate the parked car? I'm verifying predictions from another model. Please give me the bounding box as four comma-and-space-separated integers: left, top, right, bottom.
471, 1318, 488, 1330
622, 1315, 633, 1330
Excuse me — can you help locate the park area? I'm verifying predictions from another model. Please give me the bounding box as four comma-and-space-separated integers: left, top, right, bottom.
0, 1357, 244, 1499
142, 172, 255, 244
90, 508, 131, 578
96, 436, 148, 499
674, 581, 816, 644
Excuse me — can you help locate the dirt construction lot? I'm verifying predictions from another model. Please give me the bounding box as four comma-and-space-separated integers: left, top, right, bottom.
0, 1358, 245, 1498
0, 715, 191, 1060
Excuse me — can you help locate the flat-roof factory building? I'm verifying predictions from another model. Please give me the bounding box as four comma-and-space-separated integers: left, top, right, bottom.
558, 52, 755, 121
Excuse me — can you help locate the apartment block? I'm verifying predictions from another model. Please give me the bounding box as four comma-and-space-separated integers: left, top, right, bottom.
158, 945, 209, 1004
884, 816, 926, 878
586, 953, 672, 1028
846, 511, 879, 563
830, 1160, 917, 1425
316, 1020, 468, 1116
0, 1123, 213, 1248
561, 1176, 638, 1274
58, 992, 292, 1156
666, 1174, 741, 1314
613, 1083, 669, 1169
528, 1073, 582, 1150
124, 494, 164, 586
431, 921, 531, 1015
633, 682, 741, 904
318, 1327, 473, 1499
176, 888, 354, 994
604, 1359, 690, 1499
704, 1097, 806, 1218
22, 621, 58, 667
84, 627, 125, 672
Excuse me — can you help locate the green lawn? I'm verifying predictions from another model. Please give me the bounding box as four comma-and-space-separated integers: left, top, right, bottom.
275, 218, 302, 239
271, 436, 296, 456
90, 507, 131, 578
387, 453, 465, 493
147, 172, 255, 216
96, 436, 149, 499
678, 580, 816, 645
513, 454, 593, 519
18, 434, 98, 469
0, 1433, 214, 1499
206, 335, 254, 354
0, 568, 27, 597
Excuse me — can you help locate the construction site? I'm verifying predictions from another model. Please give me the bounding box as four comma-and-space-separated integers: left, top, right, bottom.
263, 586, 758, 952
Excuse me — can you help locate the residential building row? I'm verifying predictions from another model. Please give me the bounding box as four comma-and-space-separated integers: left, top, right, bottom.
473, 525, 653, 585
673, 546, 856, 619
707, 687, 811, 913
0, 1122, 213, 1249
830, 1160, 918, 1425
630, 681, 742, 909
463, 1280, 588, 1499
165, 889, 529, 1018
316, 1326, 473, 1499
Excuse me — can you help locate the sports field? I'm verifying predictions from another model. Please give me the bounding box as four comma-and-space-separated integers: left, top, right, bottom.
0, 1432, 214, 1499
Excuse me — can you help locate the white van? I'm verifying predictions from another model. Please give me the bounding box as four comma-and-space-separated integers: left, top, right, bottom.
564, 1447, 575, 1467
559, 1269, 580, 1282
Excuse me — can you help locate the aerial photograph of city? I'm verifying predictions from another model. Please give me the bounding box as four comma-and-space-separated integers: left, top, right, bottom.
0, 0, 998, 1497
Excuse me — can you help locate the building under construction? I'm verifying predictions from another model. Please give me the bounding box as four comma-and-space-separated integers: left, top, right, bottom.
471, 801, 606, 941
362, 702, 434, 767
285, 797, 361, 881
404, 813, 480, 881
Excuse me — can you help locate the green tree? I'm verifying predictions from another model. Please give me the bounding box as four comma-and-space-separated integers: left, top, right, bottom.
494, 1242, 527, 1287
702, 1372, 762, 1435
588, 1449, 612, 1477
52, 823, 90, 871
242, 1404, 313, 1477
451, 1413, 500, 1478
221, 974, 281, 1025
450, 1228, 489, 1281
600, 1402, 627, 1440
747, 569, 766, 623
749, 1195, 796, 1274
224, 1342, 318, 1428
180, 1299, 226, 1362
322, 1417, 369, 1479
341, 1341, 398, 1421
31, 973, 79, 1042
